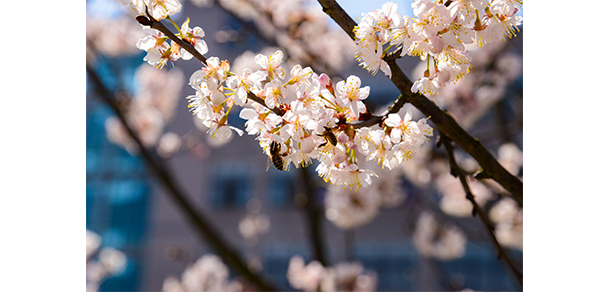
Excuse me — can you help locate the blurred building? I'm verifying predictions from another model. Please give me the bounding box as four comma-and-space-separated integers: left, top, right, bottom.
86, 1, 523, 291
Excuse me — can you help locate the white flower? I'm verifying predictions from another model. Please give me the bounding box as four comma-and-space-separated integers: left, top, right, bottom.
334, 163, 378, 192
122, 0, 182, 20
98, 247, 127, 275
488, 1, 523, 41
207, 123, 243, 144
288, 64, 313, 85
263, 78, 286, 109
226, 68, 266, 106
335, 75, 370, 119
190, 57, 231, 87
287, 256, 325, 292
412, 1, 452, 39
136, 27, 181, 68
121, 0, 147, 16
411, 76, 440, 97
254, 50, 286, 80
390, 15, 424, 57
355, 41, 392, 77
239, 107, 282, 135
146, 0, 182, 21
179, 18, 208, 60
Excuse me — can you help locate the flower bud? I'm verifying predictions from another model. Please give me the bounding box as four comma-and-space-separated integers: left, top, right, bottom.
318, 73, 334, 95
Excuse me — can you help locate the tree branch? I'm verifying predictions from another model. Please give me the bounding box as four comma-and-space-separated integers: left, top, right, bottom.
316, 0, 522, 206
86, 63, 281, 291
136, 13, 285, 117
298, 168, 329, 266
439, 132, 523, 288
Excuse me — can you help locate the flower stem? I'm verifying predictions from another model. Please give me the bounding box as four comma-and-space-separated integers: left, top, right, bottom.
166, 15, 183, 38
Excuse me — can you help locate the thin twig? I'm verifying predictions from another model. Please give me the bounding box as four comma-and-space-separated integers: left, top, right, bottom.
439, 132, 523, 287
316, 0, 523, 206
86, 63, 281, 291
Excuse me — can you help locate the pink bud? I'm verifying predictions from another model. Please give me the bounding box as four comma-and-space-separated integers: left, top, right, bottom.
318, 73, 334, 95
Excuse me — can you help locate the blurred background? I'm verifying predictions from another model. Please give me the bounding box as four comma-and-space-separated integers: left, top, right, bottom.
86, 0, 523, 291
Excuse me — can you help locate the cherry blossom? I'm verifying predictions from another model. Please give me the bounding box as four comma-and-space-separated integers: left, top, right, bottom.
413, 211, 467, 261
179, 18, 209, 60
287, 256, 377, 292
254, 50, 286, 80
127, 1, 442, 191
162, 254, 243, 292
353, 1, 522, 98
334, 75, 370, 119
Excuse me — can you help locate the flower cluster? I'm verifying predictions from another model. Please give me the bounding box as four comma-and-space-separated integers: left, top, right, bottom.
162, 254, 243, 292
126, 0, 434, 190
125, 0, 435, 191
105, 64, 184, 154
136, 17, 208, 69
287, 256, 377, 292
324, 165, 406, 229
412, 211, 467, 261
86, 230, 128, 292
411, 39, 523, 128
184, 47, 433, 191
435, 172, 493, 217
354, 1, 522, 97
213, 0, 355, 72
86, 15, 145, 58
489, 197, 523, 250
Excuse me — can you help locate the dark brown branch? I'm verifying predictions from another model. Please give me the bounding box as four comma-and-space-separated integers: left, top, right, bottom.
316, 0, 522, 206
86, 63, 280, 291
318, 0, 357, 41
439, 133, 523, 287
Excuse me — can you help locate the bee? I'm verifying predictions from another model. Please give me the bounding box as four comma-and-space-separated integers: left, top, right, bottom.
318, 126, 337, 147
267, 141, 286, 171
